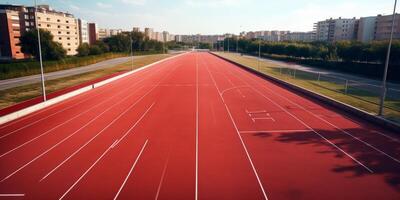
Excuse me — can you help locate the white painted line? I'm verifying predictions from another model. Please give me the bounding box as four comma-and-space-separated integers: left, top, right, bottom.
59, 140, 119, 200
114, 140, 148, 200
240, 130, 312, 134
39, 97, 156, 182
0, 194, 25, 197
1, 83, 150, 182
0, 52, 188, 125
246, 110, 267, 114
195, 53, 199, 200
251, 117, 276, 122
203, 55, 269, 200
233, 64, 400, 165
224, 58, 374, 173
154, 155, 170, 200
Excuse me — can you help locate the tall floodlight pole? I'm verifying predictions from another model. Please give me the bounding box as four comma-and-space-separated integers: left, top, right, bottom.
227, 36, 230, 53
258, 37, 261, 71
34, 0, 46, 101
378, 0, 397, 116
130, 37, 134, 71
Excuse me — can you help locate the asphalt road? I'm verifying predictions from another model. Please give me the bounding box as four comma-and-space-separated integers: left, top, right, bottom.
0, 56, 142, 91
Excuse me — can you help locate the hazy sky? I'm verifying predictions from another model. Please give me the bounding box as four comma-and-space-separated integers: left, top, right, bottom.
1, 0, 397, 34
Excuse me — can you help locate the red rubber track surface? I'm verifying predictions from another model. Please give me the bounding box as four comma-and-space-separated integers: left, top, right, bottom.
0, 52, 399, 200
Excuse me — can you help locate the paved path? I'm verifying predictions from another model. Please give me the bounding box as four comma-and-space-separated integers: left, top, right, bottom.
0, 56, 144, 91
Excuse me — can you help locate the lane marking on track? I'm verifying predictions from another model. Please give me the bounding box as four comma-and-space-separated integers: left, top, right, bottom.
39, 101, 156, 182
229, 61, 400, 165
0, 63, 157, 139
202, 54, 269, 200
195, 53, 199, 200
154, 153, 170, 200
114, 139, 149, 200
0, 64, 167, 159
1, 60, 178, 182
0, 194, 25, 197
59, 140, 119, 200
218, 56, 374, 173
1, 84, 151, 182
240, 129, 312, 134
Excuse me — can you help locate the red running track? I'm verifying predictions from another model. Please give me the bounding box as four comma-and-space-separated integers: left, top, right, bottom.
0, 52, 399, 200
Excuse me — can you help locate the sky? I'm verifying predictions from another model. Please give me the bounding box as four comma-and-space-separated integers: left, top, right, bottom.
1, 0, 398, 35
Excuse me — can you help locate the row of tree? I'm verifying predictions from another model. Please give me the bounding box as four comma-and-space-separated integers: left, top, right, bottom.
20, 29, 166, 60
219, 38, 400, 64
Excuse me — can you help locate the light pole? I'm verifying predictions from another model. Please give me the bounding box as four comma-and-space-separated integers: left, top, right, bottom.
258, 37, 261, 71
130, 37, 134, 71
34, 0, 46, 101
227, 36, 230, 53
378, 0, 397, 116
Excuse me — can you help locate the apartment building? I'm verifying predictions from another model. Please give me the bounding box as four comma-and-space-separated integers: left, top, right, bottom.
78, 19, 89, 44
35, 5, 79, 55
282, 31, 316, 42
0, 4, 35, 59
144, 27, 154, 40
314, 17, 358, 42
375, 14, 400, 41
88, 23, 98, 45
357, 16, 377, 42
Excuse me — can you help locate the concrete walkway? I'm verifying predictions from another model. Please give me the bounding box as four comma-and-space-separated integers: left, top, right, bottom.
0, 56, 144, 90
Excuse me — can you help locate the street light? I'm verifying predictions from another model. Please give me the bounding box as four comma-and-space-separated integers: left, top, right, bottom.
378, 0, 397, 116
227, 36, 230, 53
130, 37, 134, 71
34, 0, 46, 102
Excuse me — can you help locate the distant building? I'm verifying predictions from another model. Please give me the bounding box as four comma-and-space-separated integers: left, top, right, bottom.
132, 27, 140, 32
78, 19, 89, 44
357, 16, 377, 42
375, 14, 400, 41
98, 28, 110, 40
314, 17, 358, 42
88, 23, 98, 45
110, 29, 122, 36
35, 5, 80, 55
282, 31, 316, 42
0, 5, 35, 59
144, 28, 154, 40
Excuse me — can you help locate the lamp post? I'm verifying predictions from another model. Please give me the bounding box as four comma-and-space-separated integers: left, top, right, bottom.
378, 0, 397, 116
34, 0, 46, 101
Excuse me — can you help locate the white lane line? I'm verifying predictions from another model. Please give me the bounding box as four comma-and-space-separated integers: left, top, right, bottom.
0, 65, 165, 159
221, 57, 374, 173
40, 102, 155, 182
195, 53, 199, 200
231, 61, 400, 165
0, 194, 25, 197
0, 64, 155, 139
240, 129, 312, 134
154, 154, 170, 200
0, 84, 151, 182
114, 139, 149, 200
59, 140, 119, 200
203, 55, 269, 200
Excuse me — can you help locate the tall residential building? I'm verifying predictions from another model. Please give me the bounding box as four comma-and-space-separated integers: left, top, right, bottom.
0, 5, 35, 59
132, 27, 140, 32
78, 19, 89, 44
162, 31, 169, 42
144, 28, 154, 40
98, 28, 110, 40
282, 31, 316, 42
314, 17, 358, 42
88, 23, 98, 45
35, 5, 80, 55
357, 16, 377, 42
375, 14, 400, 41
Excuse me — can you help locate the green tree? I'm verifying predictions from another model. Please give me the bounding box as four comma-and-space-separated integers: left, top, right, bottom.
76, 43, 90, 56
20, 29, 66, 60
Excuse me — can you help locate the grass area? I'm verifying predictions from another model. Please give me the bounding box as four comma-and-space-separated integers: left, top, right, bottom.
0, 51, 162, 80
215, 52, 400, 124
0, 54, 171, 110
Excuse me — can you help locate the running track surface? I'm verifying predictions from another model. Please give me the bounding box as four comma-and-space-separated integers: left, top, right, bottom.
0, 52, 399, 200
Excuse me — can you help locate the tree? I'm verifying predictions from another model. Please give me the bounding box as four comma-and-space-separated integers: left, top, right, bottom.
76, 43, 90, 56
20, 29, 66, 60
89, 45, 103, 55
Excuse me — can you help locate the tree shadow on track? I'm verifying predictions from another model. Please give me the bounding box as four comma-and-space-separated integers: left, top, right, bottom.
251, 128, 400, 191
